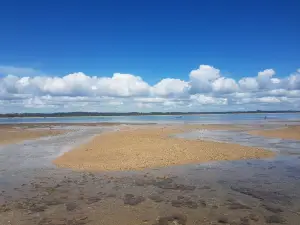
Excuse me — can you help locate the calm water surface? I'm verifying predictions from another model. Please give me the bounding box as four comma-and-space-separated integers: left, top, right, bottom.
1, 113, 300, 124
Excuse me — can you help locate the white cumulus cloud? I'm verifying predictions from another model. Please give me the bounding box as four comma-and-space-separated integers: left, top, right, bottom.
0, 65, 299, 112
190, 94, 228, 105
152, 78, 189, 97
189, 65, 221, 93
212, 77, 238, 93
238, 77, 259, 91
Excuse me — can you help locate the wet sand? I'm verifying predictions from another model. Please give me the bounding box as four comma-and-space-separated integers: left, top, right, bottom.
0, 126, 65, 145
0, 122, 158, 146
249, 125, 300, 140
177, 124, 244, 131
54, 125, 274, 171
1, 122, 300, 225
1, 161, 300, 225
0, 123, 238, 146
0, 122, 156, 128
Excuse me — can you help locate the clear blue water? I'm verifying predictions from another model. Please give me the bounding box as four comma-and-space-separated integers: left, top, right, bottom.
1, 113, 300, 124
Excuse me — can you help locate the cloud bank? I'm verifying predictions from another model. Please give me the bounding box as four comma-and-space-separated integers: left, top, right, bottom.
0, 65, 299, 112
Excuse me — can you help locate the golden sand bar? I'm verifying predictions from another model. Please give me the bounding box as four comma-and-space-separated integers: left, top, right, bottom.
54, 125, 274, 171
0, 126, 65, 145
249, 125, 300, 140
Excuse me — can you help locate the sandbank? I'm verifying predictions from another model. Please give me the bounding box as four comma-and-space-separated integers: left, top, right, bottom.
0, 127, 65, 145
54, 125, 274, 171
249, 125, 300, 140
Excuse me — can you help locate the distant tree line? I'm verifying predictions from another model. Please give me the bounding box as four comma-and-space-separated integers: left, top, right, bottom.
0, 110, 299, 118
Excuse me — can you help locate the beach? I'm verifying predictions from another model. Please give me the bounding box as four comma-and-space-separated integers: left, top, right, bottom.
54, 125, 274, 171
0, 122, 151, 146
249, 125, 300, 140
1, 119, 300, 225
0, 125, 65, 145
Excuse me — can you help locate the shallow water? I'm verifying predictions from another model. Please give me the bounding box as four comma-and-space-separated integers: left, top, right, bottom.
1, 123, 300, 224
176, 126, 300, 155
1, 112, 300, 124
0, 125, 114, 196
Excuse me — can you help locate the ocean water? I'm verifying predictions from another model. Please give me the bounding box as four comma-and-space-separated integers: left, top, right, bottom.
0, 112, 300, 124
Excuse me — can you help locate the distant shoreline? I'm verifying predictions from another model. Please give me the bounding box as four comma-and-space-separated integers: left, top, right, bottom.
0, 111, 299, 118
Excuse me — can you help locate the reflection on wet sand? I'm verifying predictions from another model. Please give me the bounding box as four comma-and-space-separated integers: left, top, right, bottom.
0, 123, 300, 225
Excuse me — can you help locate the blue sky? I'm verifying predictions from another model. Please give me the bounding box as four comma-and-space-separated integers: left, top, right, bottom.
0, 0, 299, 112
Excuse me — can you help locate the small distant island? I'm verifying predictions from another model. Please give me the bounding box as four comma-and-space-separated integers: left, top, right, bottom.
0, 110, 299, 118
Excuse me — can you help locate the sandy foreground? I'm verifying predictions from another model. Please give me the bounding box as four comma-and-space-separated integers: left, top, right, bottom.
54, 125, 275, 171
0, 126, 65, 145
249, 125, 300, 140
